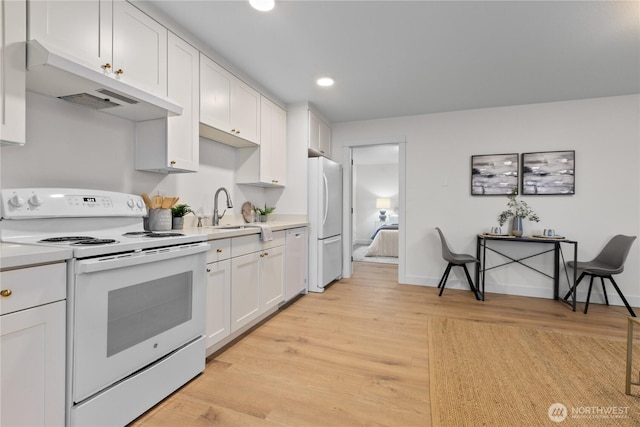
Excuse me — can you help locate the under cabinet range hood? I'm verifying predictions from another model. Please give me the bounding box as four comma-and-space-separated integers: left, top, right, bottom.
25, 41, 183, 121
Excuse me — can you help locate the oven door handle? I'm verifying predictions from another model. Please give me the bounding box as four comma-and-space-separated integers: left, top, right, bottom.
75, 242, 210, 274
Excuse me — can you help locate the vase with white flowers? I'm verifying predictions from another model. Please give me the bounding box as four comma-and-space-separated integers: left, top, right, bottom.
497, 190, 540, 237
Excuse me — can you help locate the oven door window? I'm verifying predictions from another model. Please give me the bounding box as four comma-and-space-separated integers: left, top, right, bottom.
107, 272, 193, 357
72, 252, 205, 403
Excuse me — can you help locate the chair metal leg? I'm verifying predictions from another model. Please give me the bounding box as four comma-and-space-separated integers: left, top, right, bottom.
438, 264, 452, 296
600, 277, 609, 306
607, 276, 637, 317
462, 264, 481, 301
438, 263, 452, 289
564, 272, 586, 301
584, 275, 595, 314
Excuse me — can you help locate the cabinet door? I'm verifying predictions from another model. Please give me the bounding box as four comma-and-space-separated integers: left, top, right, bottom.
230, 252, 261, 332
166, 32, 199, 171
112, 1, 167, 96
271, 104, 287, 185
200, 54, 233, 132
1, 301, 66, 427
28, 0, 112, 72
232, 79, 260, 144
260, 245, 285, 311
308, 110, 320, 153
259, 97, 287, 185
206, 260, 231, 349
259, 97, 275, 182
0, 0, 26, 146
308, 110, 331, 157
319, 119, 331, 157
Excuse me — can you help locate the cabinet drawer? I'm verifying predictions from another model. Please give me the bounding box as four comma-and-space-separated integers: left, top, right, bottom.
207, 239, 231, 262
231, 231, 285, 257
1, 263, 66, 316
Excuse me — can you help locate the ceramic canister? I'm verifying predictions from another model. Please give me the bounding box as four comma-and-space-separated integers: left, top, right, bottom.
148, 208, 172, 231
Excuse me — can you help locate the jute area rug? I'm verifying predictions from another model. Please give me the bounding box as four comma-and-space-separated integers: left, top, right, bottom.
429, 318, 640, 426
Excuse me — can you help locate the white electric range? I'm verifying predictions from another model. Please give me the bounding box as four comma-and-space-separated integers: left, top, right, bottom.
0, 188, 209, 426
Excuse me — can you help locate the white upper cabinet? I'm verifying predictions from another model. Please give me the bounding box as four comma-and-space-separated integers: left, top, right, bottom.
308, 110, 331, 158
0, 0, 26, 146
28, 0, 112, 72
262, 97, 287, 186
112, 1, 167, 96
200, 54, 260, 147
199, 55, 232, 132
236, 96, 287, 187
135, 32, 199, 173
232, 80, 261, 144
28, 0, 167, 97
165, 33, 199, 171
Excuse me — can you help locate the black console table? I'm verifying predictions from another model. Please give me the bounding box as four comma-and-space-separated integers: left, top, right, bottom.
475, 234, 578, 311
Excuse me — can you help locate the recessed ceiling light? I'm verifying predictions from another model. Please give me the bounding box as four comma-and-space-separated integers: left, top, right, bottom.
317, 77, 334, 87
249, 0, 275, 12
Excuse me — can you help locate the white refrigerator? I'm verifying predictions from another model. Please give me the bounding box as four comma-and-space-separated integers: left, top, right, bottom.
308, 157, 342, 293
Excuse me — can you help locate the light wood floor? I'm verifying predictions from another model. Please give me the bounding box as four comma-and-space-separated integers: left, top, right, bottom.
130, 262, 638, 427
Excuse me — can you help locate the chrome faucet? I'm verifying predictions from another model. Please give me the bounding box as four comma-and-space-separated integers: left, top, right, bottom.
213, 187, 233, 226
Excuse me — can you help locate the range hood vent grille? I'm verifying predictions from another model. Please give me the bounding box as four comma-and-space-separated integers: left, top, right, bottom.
96, 89, 138, 105
58, 93, 121, 110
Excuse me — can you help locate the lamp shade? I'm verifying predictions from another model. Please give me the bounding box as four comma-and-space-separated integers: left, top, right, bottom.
376, 198, 391, 209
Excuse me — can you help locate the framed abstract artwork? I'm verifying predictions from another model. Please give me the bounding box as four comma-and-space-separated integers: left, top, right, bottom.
521, 150, 575, 195
471, 153, 518, 195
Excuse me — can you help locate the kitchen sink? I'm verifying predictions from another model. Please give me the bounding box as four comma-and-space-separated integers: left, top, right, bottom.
202, 225, 261, 231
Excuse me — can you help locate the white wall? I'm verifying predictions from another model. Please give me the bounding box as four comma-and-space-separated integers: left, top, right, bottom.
354, 163, 399, 243
0, 92, 280, 226
333, 95, 640, 307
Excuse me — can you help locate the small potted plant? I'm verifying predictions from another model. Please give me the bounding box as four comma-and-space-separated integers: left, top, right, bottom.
170, 204, 192, 229
497, 190, 540, 236
255, 204, 275, 222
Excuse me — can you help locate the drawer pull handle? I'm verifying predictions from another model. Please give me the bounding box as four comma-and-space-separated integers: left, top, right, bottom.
217, 249, 222, 253
1, 289, 12, 297
206, 268, 211, 273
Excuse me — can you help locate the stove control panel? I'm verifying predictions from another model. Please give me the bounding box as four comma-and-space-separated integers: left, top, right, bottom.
1, 188, 147, 219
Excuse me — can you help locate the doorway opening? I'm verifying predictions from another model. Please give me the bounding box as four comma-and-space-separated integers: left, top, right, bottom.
342, 138, 406, 281
352, 145, 399, 264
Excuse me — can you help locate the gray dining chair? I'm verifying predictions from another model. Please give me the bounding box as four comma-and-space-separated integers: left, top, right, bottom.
435, 227, 481, 300
563, 234, 636, 317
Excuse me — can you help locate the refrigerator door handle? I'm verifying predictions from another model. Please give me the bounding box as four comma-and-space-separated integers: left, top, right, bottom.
322, 173, 329, 226
322, 235, 341, 245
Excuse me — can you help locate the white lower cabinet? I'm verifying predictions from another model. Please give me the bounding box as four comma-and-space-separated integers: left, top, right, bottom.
230, 251, 262, 332
205, 259, 231, 348
0, 263, 66, 427
205, 232, 286, 353
231, 244, 285, 333
260, 245, 285, 311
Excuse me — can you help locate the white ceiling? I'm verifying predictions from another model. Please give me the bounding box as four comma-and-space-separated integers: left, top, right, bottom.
140, 0, 640, 124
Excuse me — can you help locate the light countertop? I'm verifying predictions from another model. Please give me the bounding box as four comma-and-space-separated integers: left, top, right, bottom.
0, 243, 73, 270
0, 221, 309, 269
183, 220, 309, 241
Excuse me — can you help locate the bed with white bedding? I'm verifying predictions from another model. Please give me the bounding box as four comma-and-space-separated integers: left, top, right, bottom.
365, 224, 399, 257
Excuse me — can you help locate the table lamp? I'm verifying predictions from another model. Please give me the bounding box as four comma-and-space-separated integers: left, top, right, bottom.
376, 198, 391, 221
